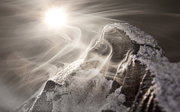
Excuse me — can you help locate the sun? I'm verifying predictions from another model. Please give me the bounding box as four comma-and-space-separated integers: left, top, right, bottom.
44, 7, 67, 28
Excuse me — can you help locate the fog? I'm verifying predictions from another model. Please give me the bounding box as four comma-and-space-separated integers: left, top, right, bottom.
0, 0, 179, 111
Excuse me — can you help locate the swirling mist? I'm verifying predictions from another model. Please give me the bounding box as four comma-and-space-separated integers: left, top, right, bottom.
0, 0, 180, 111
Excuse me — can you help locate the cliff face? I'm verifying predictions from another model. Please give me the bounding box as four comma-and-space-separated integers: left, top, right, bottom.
17, 23, 180, 112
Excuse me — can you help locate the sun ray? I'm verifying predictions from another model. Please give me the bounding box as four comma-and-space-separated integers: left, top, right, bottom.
44, 7, 67, 28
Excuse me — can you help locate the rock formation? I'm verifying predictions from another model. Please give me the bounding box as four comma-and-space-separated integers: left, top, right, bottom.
17, 23, 180, 112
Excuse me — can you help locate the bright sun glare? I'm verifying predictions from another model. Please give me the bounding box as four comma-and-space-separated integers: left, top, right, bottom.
45, 7, 67, 28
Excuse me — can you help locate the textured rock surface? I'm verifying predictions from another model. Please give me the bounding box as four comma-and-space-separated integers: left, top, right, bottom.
17, 23, 180, 112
